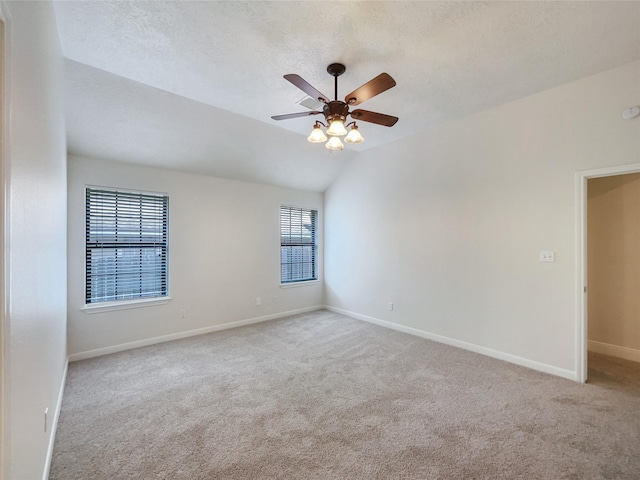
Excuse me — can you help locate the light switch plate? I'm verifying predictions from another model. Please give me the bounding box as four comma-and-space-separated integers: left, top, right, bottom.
539, 250, 555, 262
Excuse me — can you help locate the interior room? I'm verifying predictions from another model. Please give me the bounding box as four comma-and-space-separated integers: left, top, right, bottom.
587, 173, 640, 362
1, 1, 639, 479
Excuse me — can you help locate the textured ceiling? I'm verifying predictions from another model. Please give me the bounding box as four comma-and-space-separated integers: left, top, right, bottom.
54, 1, 640, 191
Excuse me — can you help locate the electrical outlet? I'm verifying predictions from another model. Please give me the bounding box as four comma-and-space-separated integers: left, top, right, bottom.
180, 309, 186, 319
256, 297, 261, 306
388, 302, 394, 311
539, 251, 555, 262
273, 296, 278, 304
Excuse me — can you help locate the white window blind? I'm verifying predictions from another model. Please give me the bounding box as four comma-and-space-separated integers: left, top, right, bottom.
85, 188, 168, 304
280, 206, 317, 283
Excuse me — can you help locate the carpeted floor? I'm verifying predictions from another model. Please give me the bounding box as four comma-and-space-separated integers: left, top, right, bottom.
49, 310, 640, 479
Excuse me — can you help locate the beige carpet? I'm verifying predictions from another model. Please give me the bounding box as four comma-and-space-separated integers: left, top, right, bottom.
49, 310, 640, 479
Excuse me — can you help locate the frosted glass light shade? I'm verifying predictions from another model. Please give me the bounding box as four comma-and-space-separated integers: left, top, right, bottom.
325, 136, 344, 151
307, 126, 327, 143
326, 120, 347, 136
344, 126, 364, 144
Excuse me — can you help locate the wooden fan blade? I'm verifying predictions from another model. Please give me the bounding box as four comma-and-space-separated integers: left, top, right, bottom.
350, 109, 398, 127
284, 74, 331, 103
345, 73, 396, 106
271, 111, 322, 121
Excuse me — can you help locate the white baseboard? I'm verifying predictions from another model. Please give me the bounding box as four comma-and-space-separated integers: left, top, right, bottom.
68, 306, 324, 362
42, 358, 68, 480
325, 305, 577, 381
588, 340, 640, 363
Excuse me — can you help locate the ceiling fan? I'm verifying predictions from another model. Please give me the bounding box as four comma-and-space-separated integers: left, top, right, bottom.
271, 63, 399, 151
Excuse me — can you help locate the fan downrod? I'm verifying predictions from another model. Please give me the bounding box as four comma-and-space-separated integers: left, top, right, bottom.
326, 63, 346, 101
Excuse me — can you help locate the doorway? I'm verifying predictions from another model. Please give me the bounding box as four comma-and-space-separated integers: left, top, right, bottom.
576, 164, 640, 382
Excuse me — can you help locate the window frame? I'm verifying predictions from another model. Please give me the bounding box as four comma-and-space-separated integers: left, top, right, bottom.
84, 186, 170, 308
280, 205, 318, 285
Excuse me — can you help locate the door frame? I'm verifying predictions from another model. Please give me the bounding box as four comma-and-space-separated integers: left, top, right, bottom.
0, 3, 8, 479
575, 163, 640, 383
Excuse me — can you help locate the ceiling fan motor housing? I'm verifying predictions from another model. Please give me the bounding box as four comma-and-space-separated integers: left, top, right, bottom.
324, 100, 350, 123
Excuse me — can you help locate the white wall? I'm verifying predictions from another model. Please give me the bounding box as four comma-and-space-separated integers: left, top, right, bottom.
2, 1, 68, 478
325, 61, 640, 379
67, 155, 323, 356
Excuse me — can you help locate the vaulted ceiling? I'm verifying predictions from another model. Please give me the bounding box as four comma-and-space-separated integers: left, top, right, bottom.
54, 1, 640, 191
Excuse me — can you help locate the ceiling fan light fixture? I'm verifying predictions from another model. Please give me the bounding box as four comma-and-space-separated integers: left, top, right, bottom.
307, 122, 327, 143
344, 124, 364, 144
325, 136, 344, 151
326, 119, 347, 137
272, 63, 398, 152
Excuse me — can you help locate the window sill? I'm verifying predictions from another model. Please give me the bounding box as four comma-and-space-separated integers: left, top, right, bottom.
82, 297, 171, 314
280, 280, 320, 289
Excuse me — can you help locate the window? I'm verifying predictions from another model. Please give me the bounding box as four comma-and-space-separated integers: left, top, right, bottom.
280, 206, 318, 283
85, 187, 168, 304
